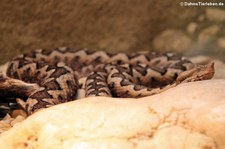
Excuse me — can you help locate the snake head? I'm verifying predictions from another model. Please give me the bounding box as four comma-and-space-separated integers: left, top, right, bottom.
176, 62, 215, 84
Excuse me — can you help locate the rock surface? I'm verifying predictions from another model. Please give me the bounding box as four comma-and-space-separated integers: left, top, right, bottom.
186, 22, 198, 34
206, 8, 225, 22
0, 80, 225, 149
152, 29, 192, 53
198, 25, 219, 44
217, 37, 225, 49
0, 63, 7, 75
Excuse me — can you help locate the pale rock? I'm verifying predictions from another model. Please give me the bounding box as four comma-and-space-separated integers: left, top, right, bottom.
197, 14, 205, 22
190, 56, 212, 65
153, 29, 192, 53
99, 37, 136, 52
0, 80, 225, 149
0, 63, 8, 75
213, 60, 225, 79
198, 25, 219, 44
186, 22, 198, 34
206, 8, 225, 22
217, 37, 225, 49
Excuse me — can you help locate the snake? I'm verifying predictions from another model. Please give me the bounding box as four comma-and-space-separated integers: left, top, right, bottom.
1, 47, 215, 115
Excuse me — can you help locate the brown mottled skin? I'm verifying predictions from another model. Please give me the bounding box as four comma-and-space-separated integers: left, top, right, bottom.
0, 48, 215, 115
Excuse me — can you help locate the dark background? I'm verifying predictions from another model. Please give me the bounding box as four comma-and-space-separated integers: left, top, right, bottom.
0, 0, 224, 64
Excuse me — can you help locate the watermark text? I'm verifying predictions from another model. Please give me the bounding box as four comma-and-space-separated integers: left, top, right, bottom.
180, 1, 224, 7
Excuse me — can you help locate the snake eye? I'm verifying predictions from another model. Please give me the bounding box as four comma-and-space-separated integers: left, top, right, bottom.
26, 67, 31, 73
117, 60, 122, 64
136, 61, 140, 64
58, 95, 63, 101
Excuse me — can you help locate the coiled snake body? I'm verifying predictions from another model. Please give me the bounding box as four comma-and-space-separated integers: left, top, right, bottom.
0, 47, 215, 115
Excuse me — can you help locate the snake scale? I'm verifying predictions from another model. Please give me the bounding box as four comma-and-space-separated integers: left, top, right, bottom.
1, 47, 215, 115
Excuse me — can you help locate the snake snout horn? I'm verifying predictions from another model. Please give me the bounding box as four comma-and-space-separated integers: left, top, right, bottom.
176, 62, 215, 84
